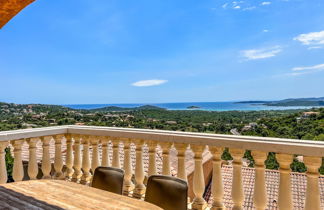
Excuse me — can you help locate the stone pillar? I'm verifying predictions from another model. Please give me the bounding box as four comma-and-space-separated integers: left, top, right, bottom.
12, 140, 24, 182
174, 143, 188, 181
147, 141, 158, 178
123, 139, 134, 194
101, 136, 110, 167
27, 138, 39, 180
133, 139, 146, 199
191, 145, 207, 210
229, 148, 244, 210
160, 142, 172, 176
251, 151, 267, 210
72, 134, 82, 183
91, 136, 100, 173
65, 134, 74, 180
81, 135, 92, 184
0, 141, 9, 184
210, 146, 224, 210
53, 135, 64, 179
277, 153, 293, 210
111, 138, 120, 168
304, 156, 322, 210
40, 136, 52, 179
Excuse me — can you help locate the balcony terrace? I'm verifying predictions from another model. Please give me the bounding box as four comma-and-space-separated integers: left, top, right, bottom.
0, 125, 323, 209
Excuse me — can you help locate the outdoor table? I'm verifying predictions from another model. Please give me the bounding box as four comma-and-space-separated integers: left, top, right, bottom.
0, 179, 162, 210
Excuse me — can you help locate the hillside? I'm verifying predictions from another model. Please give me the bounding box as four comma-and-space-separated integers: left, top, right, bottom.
265, 97, 324, 106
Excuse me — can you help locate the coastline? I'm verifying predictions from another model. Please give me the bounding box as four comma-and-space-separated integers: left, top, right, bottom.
63, 102, 323, 112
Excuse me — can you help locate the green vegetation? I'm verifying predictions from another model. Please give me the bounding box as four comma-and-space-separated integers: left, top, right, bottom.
5, 148, 14, 182
1, 102, 324, 175
241, 110, 324, 140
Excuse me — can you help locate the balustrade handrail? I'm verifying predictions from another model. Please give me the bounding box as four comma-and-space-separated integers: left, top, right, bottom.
0, 125, 323, 156
0, 125, 323, 209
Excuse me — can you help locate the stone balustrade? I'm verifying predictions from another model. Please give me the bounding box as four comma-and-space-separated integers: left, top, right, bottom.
0, 125, 323, 209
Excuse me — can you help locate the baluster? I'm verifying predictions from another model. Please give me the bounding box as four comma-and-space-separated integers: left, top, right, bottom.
133, 139, 146, 199
251, 151, 267, 210
147, 141, 158, 178
160, 142, 172, 176
65, 134, 74, 180
27, 138, 39, 180
81, 135, 92, 185
53, 135, 64, 179
304, 156, 322, 210
191, 145, 207, 210
91, 136, 100, 173
277, 153, 293, 209
112, 138, 120, 168
0, 141, 9, 184
41, 136, 52, 179
229, 148, 244, 210
12, 140, 24, 182
209, 146, 224, 210
72, 134, 83, 183
101, 136, 110, 167
123, 138, 134, 194
174, 143, 188, 181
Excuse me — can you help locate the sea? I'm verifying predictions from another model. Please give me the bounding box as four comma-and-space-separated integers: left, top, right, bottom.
63, 102, 322, 111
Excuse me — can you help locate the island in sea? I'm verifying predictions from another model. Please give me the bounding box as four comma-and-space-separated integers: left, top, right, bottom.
187, 105, 200, 109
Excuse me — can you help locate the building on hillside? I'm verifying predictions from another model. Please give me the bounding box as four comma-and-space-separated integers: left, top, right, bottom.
302, 111, 320, 118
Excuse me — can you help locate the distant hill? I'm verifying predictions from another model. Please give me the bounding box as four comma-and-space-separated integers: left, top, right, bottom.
264, 97, 324, 107
92, 105, 165, 112
136, 105, 165, 110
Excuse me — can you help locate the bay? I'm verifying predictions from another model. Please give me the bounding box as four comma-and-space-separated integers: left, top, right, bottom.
63, 102, 321, 111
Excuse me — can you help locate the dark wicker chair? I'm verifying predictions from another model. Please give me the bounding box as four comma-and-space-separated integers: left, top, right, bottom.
145, 175, 188, 210
91, 167, 124, 195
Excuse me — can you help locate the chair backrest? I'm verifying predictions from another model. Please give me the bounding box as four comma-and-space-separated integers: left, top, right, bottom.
91, 167, 124, 195
145, 175, 188, 210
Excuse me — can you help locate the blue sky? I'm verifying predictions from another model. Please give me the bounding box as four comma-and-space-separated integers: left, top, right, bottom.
1, 0, 324, 104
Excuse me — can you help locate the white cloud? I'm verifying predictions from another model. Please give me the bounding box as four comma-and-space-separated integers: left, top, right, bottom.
287, 64, 324, 76
230, 1, 244, 10
261, 2, 271, 5
292, 63, 324, 71
293, 30, 324, 48
263, 29, 269, 32
241, 46, 282, 60
132, 79, 168, 87
222, 1, 257, 11
243, 6, 256, 11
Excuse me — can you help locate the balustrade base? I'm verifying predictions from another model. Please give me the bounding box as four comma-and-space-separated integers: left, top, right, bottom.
192, 200, 207, 210
54, 172, 65, 180
80, 180, 91, 185
80, 174, 92, 185
123, 183, 135, 195
71, 177, 81, 183
42, 175, 52, 179
133, 189, 146, 199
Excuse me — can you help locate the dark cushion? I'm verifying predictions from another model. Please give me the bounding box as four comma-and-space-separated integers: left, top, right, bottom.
145, 175, 188, 210
91, 167, 124, 195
